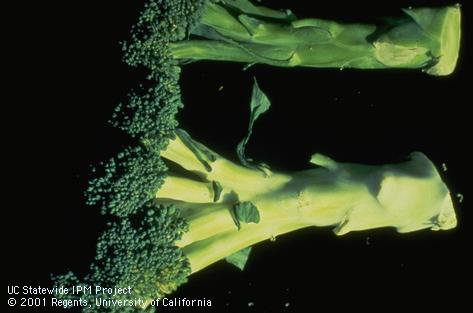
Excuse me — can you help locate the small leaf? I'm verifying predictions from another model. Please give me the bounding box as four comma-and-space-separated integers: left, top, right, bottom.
222, 0, 295, 21
192, 24, 228, 41
309, 153, 338, 170
176, 129, 217, 172
226, 247, 252, 271
212, 181, 223, 202
232, 201, 260, 229
237, 78, 272, 174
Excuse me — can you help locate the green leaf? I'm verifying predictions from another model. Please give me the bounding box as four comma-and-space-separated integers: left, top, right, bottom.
232, 201, 260, 229
192, 24, 228, 41
237, 78, 271, 174
176, 129, 217, 172
212, 181, 223, 202
225, 247, 252, 270
221, 0, 295, 21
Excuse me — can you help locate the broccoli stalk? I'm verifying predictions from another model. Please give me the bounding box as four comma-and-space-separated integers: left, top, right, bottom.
157, 129, 457, 274
126, 0, 461, 76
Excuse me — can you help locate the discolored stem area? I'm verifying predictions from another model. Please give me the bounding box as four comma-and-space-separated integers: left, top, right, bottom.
171, 1, 461, 76
157, 131, 457, 274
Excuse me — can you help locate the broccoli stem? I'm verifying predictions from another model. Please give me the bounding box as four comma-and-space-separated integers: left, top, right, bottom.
159, 132, 291, 201
156, 176, 217, 203
171, 1, 461, 75
158, 132, 457, 274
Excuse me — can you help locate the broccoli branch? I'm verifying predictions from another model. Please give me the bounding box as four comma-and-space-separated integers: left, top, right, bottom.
158, 131, 457, 274
166, 0, 461, 75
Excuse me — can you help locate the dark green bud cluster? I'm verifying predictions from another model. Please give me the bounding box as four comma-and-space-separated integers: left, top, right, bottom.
53, 205, 190, 313
86, 146, 167, 217
114, 0, 207, 140
111, 76, 182, 143
56, 2, 212, 311
123, 0, 206, 71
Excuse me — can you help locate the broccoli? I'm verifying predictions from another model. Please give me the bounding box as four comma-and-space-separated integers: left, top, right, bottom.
125, 0, 461, 76
53, 1, 459, 312
55, 81, 457, 312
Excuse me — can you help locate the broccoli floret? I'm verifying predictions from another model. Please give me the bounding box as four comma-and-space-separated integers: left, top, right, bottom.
54, 204, 189, 312
123, 0, 205, 71
113, 0, 205, 141
86, 143, 167, 217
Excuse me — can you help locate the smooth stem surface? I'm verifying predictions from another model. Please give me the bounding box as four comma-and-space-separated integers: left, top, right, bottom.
171, 3, 461, 75
181, 167, 369, 273
159, 133, 291, 200
183, 152, 457, 272
159, 135, 457, 274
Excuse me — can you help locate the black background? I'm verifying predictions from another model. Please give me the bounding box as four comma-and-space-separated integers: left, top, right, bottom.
6, 0, 471, 312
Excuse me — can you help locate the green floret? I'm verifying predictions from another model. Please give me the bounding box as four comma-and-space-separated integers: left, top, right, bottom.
53, 204, 190, 313
113, 0, 205, 140
91, 205, 189, 300
101, 0, 210, 216
122, 0, 206, 71
111, 81, 182, 146
86, 146, 167, 216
